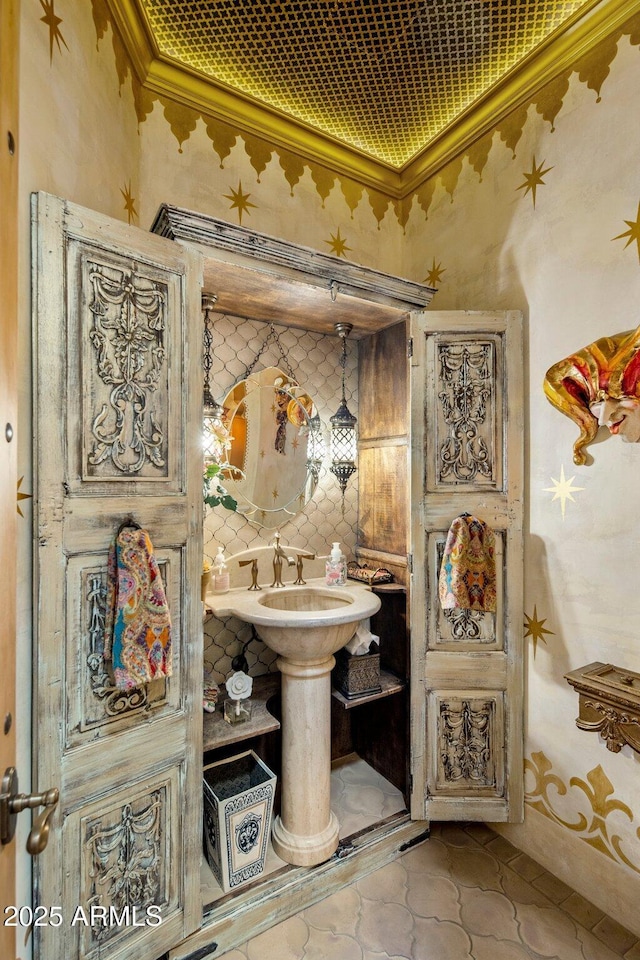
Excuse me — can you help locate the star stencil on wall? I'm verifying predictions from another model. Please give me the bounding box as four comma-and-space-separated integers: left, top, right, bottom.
543, 464, 584, 520
517, 156, 553, 208
40, 0, 68, 63
120, 182, 138, 224
325, 229, 351, 258
524, 605, 555, 655
612, 201, 640, 262
17, 477, 32, 518
223, 181, 257, 225
423, 257, 446, 287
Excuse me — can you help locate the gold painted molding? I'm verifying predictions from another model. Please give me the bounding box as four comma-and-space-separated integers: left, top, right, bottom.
104, 0, 640, 199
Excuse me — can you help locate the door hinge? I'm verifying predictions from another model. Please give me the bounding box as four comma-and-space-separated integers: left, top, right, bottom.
407, 337, 413, 358
407, 552, 413, 574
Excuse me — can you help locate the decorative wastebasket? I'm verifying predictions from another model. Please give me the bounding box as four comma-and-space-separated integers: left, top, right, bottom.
203, 750, 276, 892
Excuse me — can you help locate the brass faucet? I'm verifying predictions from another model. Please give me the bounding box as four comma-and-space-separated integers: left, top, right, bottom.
239, 557, 261, 590
294, 553, 316, 585
271, 532, 295, 587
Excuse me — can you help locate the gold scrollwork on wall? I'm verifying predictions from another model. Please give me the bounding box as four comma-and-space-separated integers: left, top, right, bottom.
525, 751, 640, 875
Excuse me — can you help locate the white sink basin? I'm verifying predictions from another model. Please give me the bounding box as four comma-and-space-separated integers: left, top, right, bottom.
207, 578, 381, 866
208, 580, 381, 662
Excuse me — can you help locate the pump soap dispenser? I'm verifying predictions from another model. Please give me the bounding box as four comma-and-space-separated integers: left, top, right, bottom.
325, 542, 347, 586
213, 547, 230, 594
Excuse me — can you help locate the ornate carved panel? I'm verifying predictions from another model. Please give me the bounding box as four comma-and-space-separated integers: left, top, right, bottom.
65, 555, 180, 747
424, 332, 505, 494
427, 533, 503, 650
436, 340, 496, 485
84, 258, 170, 479
79, 783, 171, 956
429, 691, 504, 797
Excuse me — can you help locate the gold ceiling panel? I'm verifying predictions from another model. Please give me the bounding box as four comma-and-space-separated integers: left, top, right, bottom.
141, 0, 590, 166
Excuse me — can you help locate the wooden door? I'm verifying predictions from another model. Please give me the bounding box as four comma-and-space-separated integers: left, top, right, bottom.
409, 310, 524, 822
32, 193, 203, 960
0, 1, 19, 955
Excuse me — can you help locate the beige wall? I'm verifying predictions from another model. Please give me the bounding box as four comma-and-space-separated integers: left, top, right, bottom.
402, 32, 640, 933
17, 0, 640, 939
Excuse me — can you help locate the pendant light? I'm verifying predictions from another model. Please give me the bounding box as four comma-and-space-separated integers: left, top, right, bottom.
202, 293, 227, 465
330, 322, 357, 503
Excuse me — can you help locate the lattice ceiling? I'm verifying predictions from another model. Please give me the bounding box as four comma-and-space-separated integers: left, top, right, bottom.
138, 0, 594, 167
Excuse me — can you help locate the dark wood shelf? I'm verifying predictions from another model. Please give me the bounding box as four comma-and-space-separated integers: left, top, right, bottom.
331, 669, 405, 710
203, 673, 280, 752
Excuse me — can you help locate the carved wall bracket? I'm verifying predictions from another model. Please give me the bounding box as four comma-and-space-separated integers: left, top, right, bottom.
565, 662, 640, 754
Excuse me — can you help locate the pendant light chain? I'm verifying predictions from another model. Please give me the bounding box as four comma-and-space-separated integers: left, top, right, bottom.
244, 322, 297, 382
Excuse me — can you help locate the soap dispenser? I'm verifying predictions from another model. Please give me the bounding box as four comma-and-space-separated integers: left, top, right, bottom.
213, 546, 230, 594
325, 542, 347, 586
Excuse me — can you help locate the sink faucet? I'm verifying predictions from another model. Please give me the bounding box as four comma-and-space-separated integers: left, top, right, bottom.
271, 532, 295, 587
239, 557, 261, 590
294, 553, 316, 585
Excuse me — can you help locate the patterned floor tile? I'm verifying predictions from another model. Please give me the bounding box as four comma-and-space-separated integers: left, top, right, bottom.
215, 760, 639, 960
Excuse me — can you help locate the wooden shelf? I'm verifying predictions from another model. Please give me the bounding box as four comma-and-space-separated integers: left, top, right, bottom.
203, 674, 280, 752
331, 669, 405, 710
565, 661, 640, 754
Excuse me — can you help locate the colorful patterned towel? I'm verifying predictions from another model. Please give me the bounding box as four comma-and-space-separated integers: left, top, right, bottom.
104, 526, 173, 690
438, 514, 497, 613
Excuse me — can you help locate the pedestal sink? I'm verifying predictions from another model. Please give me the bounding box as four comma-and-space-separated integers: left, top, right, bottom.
208, 581, 381, 866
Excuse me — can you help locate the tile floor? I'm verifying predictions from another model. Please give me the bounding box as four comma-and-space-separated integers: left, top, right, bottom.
214, 758, 640, 960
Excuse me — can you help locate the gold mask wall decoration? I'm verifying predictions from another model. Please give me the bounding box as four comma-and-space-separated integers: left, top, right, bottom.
543, 326, 640, 464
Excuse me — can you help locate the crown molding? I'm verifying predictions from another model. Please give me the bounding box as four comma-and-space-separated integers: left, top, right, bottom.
144, 56, 404, 196
401, 0, 640, 192
106, 0, 640, 200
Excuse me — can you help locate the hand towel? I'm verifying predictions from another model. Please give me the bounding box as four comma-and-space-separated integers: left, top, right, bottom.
438, 514, 497, 612
104, 526, 173, 690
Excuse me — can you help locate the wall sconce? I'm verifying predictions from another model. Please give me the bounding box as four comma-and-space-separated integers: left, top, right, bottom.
202, 293, 227, 465
330, 322, 357, 504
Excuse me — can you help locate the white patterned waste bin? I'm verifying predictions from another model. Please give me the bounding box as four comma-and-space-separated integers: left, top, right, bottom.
203, 750, 277, 892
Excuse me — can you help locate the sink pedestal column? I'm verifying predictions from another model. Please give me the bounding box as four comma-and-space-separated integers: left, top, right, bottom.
271, 655, 339, 866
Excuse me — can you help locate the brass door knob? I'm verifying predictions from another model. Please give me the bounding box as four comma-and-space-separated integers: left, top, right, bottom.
0, 767, 59, 854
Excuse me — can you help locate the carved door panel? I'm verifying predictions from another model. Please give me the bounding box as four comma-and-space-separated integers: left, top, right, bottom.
32, 192, 203, 960
409, 311, 524, 822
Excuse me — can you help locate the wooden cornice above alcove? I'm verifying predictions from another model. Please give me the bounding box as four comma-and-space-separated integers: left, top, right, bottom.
151, 204, 435, 337
565, 661, 640, 754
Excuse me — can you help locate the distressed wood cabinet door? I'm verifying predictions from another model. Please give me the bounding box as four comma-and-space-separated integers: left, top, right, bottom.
409, 311, 524, 822
32, 192, 203, 960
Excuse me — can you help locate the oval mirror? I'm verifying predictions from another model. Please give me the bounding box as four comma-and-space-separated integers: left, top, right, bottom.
221, 367, 324, 528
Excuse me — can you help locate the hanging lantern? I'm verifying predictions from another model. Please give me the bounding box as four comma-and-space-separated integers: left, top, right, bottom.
330, 322, 357, 499
202, 293, 229, 465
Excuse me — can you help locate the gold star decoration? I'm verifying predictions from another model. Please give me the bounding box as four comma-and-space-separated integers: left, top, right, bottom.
612, 201, 640, 262
517, 156, 553, 208
291, 435, 299, 451
223, 181, 257, 225
325, 229, 351, 258
120, 182, 138, 224
424, 257, 446, 287
272, 486, 279, 501
40, 0, 68, 63
17, 477, 32, 518
524, 605, 555, 655
543, 465, 584, 520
